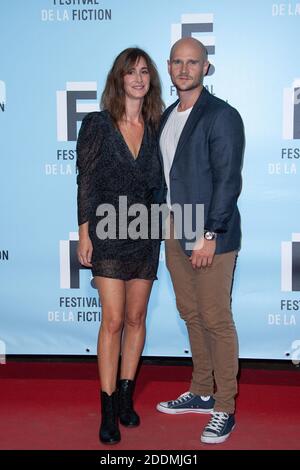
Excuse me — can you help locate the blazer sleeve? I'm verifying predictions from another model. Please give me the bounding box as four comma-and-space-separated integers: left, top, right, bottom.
205, 107, 245, 233
76, 112, 103, 226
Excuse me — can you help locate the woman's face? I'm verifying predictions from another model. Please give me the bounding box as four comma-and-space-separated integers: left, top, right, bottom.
123, 56, 150, 100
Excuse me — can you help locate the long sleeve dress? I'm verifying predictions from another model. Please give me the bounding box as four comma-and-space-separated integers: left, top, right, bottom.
76, 111, 162, 280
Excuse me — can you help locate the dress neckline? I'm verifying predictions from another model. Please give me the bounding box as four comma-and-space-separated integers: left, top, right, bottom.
106, 112, 145, 161
117, 126, 145, 161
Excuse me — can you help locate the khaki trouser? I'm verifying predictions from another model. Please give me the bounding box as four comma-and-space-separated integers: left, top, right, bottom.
165, 217, 239, 413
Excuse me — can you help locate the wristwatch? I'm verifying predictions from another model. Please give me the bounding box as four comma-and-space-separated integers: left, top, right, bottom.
204, 230, 217, 241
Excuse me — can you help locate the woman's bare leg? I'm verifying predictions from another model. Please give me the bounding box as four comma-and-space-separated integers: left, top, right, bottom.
120, 279, 153, 380
94, 276, 126, 394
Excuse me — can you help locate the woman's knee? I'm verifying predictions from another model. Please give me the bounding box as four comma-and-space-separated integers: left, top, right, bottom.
125, 311, 146, 329
101, 315, 124, 334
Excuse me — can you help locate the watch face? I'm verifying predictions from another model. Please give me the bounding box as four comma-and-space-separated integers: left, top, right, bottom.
204, 231, 214, 240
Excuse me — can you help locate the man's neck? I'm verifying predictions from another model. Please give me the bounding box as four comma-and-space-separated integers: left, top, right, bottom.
177, 84, 204, 111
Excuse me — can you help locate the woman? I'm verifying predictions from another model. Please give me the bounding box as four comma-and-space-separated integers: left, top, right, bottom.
76, 48, 164, 445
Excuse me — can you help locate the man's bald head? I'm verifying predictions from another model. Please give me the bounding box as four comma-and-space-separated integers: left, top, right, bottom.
170, 37, 208, 62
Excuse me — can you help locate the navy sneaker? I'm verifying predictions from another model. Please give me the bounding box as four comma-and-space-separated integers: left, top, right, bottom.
156, 391, 215, 414
201, 411, 235, 444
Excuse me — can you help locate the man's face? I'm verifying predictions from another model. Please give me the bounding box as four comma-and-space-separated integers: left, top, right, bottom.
168, 42, 209, 92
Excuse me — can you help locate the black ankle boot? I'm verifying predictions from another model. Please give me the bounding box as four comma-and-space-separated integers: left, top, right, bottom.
119, 379, 140, 427
99, 390, 121, 444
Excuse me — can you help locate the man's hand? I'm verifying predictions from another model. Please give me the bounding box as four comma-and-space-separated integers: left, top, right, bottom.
189, 238, 216, 269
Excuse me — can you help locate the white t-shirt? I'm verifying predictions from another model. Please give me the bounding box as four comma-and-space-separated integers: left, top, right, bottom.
160, 104, 193, 208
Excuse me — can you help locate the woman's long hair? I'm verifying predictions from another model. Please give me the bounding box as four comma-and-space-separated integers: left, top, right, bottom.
101, 47, 164, 129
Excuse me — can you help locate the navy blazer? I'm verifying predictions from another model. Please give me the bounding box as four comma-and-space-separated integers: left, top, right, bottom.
159, 87, 245, 256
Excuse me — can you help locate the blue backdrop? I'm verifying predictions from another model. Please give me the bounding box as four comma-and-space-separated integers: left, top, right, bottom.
1, 0, 300, 360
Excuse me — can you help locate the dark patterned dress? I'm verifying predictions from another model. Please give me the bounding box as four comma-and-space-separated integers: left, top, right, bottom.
76, 111, 162, 280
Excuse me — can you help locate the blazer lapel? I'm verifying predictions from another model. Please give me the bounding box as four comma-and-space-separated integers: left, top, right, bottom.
171, 87, 210, 168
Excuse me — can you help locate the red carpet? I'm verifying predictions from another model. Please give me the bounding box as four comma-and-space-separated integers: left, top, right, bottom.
0, 361, 299, 450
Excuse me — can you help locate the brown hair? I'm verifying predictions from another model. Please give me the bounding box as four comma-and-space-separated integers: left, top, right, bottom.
101, 47, 164, 129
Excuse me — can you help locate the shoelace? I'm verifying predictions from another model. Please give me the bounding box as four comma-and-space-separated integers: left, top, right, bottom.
170, 391, 193, 405
205, 412, 229, 432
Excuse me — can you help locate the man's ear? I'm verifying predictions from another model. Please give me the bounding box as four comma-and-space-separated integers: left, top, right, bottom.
167, 59, 171, 74
204, 61, 210, 76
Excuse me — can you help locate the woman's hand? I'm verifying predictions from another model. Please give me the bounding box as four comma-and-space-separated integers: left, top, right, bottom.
77, 223, 93, 267
77, 235, 93, 267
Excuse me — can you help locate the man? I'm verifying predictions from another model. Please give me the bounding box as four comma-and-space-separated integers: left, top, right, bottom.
157, 37, 244, 444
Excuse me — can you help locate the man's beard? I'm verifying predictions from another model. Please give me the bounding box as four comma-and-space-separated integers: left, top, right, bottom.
173, 79, 202, 92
